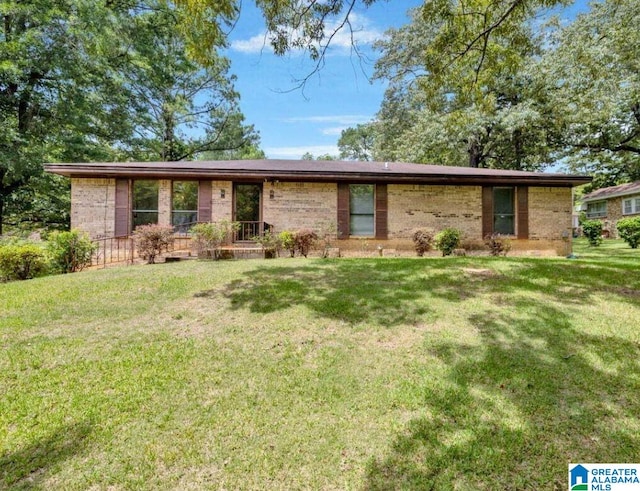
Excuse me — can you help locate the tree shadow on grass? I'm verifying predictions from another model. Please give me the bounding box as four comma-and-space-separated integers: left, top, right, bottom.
215, 260, 440, 326
0, 421, 92, 490
206, 257, 640, 327
201, 257, 640, 486
364, 299, 640, 489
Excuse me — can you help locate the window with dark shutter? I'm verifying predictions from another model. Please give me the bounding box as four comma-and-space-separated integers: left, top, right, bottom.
198, 181, 212, 223
115, 179, 130, 237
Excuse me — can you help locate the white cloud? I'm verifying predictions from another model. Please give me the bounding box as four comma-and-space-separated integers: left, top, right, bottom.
230, 33, 269, 54
230, 12, 383, 55
264, 145, 339, 159
322, 126, 348, 136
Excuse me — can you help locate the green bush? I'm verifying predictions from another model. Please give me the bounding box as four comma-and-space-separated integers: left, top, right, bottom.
484, 233, 512, 256
191, 221, 240, 259
0, 242, 48, 281
294, 229, 318, 258
252, 230, 281, 258
581, 219, 603, 247
412, 229, 434, 257
132, 224, 174, 264
47, 229, 96, 273
434, 228, 462, 257
616, 216, 640, 249
278, 230, 296, 257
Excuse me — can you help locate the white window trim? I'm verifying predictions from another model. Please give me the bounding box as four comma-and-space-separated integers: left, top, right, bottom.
622, 196, 640, 215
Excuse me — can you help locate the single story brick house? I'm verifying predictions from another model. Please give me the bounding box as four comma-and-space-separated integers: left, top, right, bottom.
581, 181, 640, 237
44, 160, 590, 254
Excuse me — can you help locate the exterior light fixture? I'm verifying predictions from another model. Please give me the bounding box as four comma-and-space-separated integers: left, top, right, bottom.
220, 189, 225, 199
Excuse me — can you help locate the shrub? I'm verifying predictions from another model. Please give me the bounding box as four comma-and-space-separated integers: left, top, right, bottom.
581, 219, 603, 247
278, 230, 296, 257
434, 228, 462, 256
253, 230, 281, 258
132, 224, 174, 264
412, 229, 434, 257
484, 233, 512, 256
616, 216, 640, 249
0, 242, 48, 281
191, 221, 240, 259
294, 229, 318, 258
47, 229, 96, 273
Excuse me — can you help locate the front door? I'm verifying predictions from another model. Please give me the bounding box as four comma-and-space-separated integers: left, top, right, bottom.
234, 183, 262, 241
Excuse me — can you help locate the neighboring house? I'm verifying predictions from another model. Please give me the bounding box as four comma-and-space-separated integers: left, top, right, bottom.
44, 160, 590, 255
581, 181, 640, 237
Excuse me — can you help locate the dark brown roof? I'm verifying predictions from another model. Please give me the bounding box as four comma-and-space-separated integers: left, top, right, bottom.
44, 159, 591, 186
582, 181, 640, 202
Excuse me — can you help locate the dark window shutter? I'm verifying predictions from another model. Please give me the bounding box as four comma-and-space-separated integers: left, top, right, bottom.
198, 180, 212, 223
482, 186, 493, 238
337, 183, 350, 239
375, 184, 388, 239
115, 179, 130, 237
517, 186, 529, 239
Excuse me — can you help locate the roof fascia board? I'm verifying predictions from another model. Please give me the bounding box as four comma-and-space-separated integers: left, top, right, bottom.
44, 164, 591, 187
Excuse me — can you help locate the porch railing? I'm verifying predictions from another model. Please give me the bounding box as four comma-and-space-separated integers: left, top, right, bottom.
90, 221, 273, 268
91, 234, 193, 269
234, 221, 273, 242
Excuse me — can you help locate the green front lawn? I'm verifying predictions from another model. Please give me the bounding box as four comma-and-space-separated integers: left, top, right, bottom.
1, 243, 639, 489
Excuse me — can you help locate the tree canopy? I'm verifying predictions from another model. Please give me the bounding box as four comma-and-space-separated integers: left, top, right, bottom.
0, 0, 263, 233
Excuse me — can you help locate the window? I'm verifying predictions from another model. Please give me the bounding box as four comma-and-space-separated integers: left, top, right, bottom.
622, 196, 640, 215
132, 180, 159, 228
172, 181, 198, 231
493, 187, 515, 235
349, 184, 375, 236
586, 201, 607, 218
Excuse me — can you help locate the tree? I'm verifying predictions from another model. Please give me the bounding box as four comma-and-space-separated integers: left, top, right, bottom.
301, 152, 337, 160
0, 1, 263, 233
0, 1, 135, 234
338, 124, 375, 161
117, 3, 261, 162
373, 5, 555, 170
539, 0, 640, 183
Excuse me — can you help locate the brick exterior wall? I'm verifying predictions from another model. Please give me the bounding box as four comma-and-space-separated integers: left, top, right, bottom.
387, 184, 483, 239
528, 187, 572, 240
263, 182, 337, 233
589, 195, 640, 238
158, 179, 172, 226
211, 181, 233, 222
593, 196, 623, 238
69, 178, 576, 254
70, 178, 116, 239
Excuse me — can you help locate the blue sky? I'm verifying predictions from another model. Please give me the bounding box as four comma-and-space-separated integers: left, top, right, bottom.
223, 1, 590, 160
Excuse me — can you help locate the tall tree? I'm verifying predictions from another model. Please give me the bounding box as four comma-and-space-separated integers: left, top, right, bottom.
338, 124, 375, 161
0, 1, 135, 234
118, 2, 261, 162
373, 4, 555, 170
539, 0, 640, 184
0, 1, 263, 233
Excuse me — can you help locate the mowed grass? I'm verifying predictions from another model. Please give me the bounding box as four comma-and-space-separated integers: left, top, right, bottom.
1, 239, 639, 490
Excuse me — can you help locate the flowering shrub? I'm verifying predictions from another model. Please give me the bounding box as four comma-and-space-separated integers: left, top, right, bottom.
133, 224, 174, 264
412, 229, 434, 257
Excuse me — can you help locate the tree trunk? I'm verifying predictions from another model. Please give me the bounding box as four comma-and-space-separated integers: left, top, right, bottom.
468, 138, 482, 168
0, 193, 4, 236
